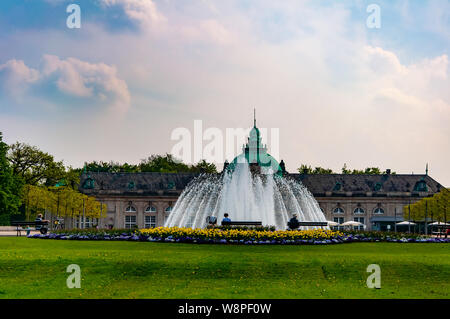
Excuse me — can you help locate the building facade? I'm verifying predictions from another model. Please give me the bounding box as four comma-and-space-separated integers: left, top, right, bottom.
74, 170, 444, 231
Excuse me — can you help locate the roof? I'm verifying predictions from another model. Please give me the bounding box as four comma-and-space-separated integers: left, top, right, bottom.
79, 172, 198, 196
79, 172, 443, 197
291, 174, 442, 196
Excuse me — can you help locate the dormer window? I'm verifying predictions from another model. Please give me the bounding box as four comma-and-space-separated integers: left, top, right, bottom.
414, 180, 428, 192
373, 182, 382, 191
82, 178, 95, 189
167, 181, 175, 190
333, 182, 342, 191
128, 181, 135, 189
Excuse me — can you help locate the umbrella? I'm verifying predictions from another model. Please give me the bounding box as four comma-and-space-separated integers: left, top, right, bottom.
340, 221, 364, 227
396, 221, 416, 225
428, 222, 450, 226
327, 221, 339, 226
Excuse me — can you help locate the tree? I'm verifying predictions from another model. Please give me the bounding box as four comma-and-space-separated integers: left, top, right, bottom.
82, 161, 139, 173
191, 159, 217, 174
0, 133, 23, 224
298, 164, 335, 174
403, 188, 450, 224
139, 154, 191, 173
83, 155, 218, 174
21, 184, 106, 225
7, 142, 66, 186
341, 163, 351, 174
341, 163, 396, 175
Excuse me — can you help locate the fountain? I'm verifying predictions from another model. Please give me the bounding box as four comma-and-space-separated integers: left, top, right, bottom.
165, 115, 327, 230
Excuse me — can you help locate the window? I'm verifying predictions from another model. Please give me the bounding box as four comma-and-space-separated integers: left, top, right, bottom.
82, 178, 95, 189
145, 206, 157, 213
354, 217, 365, 231
333, 217, 344, 231
125, 215, 136, 229
165, 206, 173, 213
125, 206, 136, 213
354, 207, 365, 214
85, 217, 93, 228
333, 207, 344, 214
373, 183, 382, 191
374, 208, 384, 214
167, 181, 175, 190
145, 216, 156, 228
414, 180, 428, 192
75, 217, 94, 228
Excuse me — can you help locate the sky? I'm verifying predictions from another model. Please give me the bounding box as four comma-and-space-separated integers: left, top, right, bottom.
0, 0, 449, 186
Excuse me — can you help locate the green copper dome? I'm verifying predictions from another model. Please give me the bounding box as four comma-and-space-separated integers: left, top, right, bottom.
227, 115, 283, 176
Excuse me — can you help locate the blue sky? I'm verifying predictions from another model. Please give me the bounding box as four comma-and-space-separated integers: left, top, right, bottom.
0, 0, 449, 186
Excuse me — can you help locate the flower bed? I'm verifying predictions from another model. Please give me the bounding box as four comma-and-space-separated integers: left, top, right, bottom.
138, 227, 341, 244
27, 227, 450, 244
341, 231, 450, 243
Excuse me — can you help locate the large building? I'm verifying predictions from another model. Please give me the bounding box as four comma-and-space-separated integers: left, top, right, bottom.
75, 120, 444, 231
75, 170, 443, 231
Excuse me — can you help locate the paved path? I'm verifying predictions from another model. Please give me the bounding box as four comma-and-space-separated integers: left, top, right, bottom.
0, 230, 40, 237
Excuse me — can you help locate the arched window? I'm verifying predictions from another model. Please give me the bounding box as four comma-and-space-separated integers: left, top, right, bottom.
374, 208, 384, 214
125, 206, 136, 213
333, 207, 344, 214
165, 206, 173, 213
145, 206, 157, 213
354, 207, 365, 214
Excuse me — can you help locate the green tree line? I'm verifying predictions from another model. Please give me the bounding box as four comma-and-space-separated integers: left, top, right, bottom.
297, 163, 396, 175
0, 133, 218, 225
403, 188, 450, 224
83, 155, 217, 174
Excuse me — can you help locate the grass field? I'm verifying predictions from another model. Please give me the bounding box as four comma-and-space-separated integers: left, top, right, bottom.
0, 237, 449, 299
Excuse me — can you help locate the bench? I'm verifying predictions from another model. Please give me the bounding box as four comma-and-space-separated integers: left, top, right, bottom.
288, 221, 329, 230
297, 222, 328, 227
11, 221, 49, 237
221, 221, 262, 226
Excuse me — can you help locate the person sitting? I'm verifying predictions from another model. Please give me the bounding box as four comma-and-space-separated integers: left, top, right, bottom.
287, 214, 300, 230
206, 216, 217, 226
35, 214, 49, 233
221, 213, 231, 225
35, 214, 49, 224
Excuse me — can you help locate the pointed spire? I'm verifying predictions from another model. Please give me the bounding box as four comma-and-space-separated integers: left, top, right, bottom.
426, 163, 428, 176
253, 108, 256, 127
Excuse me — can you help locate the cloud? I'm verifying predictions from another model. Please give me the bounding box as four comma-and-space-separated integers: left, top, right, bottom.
1, 1, 449, 184
100, 0, 167, 30
361, 46, 449, 109
0, 59, 40, 94
0, 55, 130, 112
179, 19, 234, 45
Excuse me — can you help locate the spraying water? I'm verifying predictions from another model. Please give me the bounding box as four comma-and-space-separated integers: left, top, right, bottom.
165, 162, 327, 230
166, 114, 327, 230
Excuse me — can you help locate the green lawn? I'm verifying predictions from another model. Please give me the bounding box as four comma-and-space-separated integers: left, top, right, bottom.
0, 237, 448, 299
